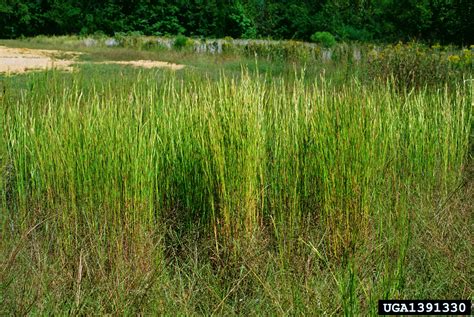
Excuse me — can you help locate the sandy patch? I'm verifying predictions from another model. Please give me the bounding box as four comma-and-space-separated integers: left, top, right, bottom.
0, 45, 80, 73
98, 60, 185, 70
0, 45, 185, 74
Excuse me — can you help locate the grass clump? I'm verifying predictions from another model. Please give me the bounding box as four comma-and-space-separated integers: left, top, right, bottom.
1, 50, 472, 314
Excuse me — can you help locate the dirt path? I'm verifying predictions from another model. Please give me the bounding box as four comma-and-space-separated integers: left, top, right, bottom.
0, 46, 184, 74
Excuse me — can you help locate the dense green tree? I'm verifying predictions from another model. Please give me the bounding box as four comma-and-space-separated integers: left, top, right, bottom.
0, 0, 471, 45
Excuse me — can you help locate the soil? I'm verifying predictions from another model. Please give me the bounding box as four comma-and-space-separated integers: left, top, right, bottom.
0, 46, 79, 73
0, 45, 185, 74
97, 60, 185, 70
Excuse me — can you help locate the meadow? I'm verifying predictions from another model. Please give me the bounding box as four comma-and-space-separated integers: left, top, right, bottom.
1, 36, 473, 315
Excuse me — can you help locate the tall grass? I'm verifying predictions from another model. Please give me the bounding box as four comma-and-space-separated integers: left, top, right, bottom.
1, 67, 472, 314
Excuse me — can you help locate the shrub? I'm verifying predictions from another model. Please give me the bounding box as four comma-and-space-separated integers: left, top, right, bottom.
311, 31, 336, 48
173, 34, 189, 50
366, 42, 472, 89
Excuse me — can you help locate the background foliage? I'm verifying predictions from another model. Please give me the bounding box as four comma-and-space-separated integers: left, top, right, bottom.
0, 0, 473, 45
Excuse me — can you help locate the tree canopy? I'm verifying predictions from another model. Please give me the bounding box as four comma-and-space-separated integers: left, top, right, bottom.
1, 0, 472, 45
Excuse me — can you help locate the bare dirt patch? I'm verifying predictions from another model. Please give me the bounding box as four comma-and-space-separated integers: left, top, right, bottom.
0, 45, 185, 74
0, 46, 80, 73
98, 60, 185, 70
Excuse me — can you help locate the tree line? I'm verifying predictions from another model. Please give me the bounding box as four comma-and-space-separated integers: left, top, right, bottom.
1, 0, 472, 45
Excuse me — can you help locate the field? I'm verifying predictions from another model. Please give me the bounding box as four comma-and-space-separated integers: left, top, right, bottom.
1, 36, 473, 315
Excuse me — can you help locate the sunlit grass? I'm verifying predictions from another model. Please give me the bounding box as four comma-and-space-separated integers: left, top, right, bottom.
1, 62, 472, 314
